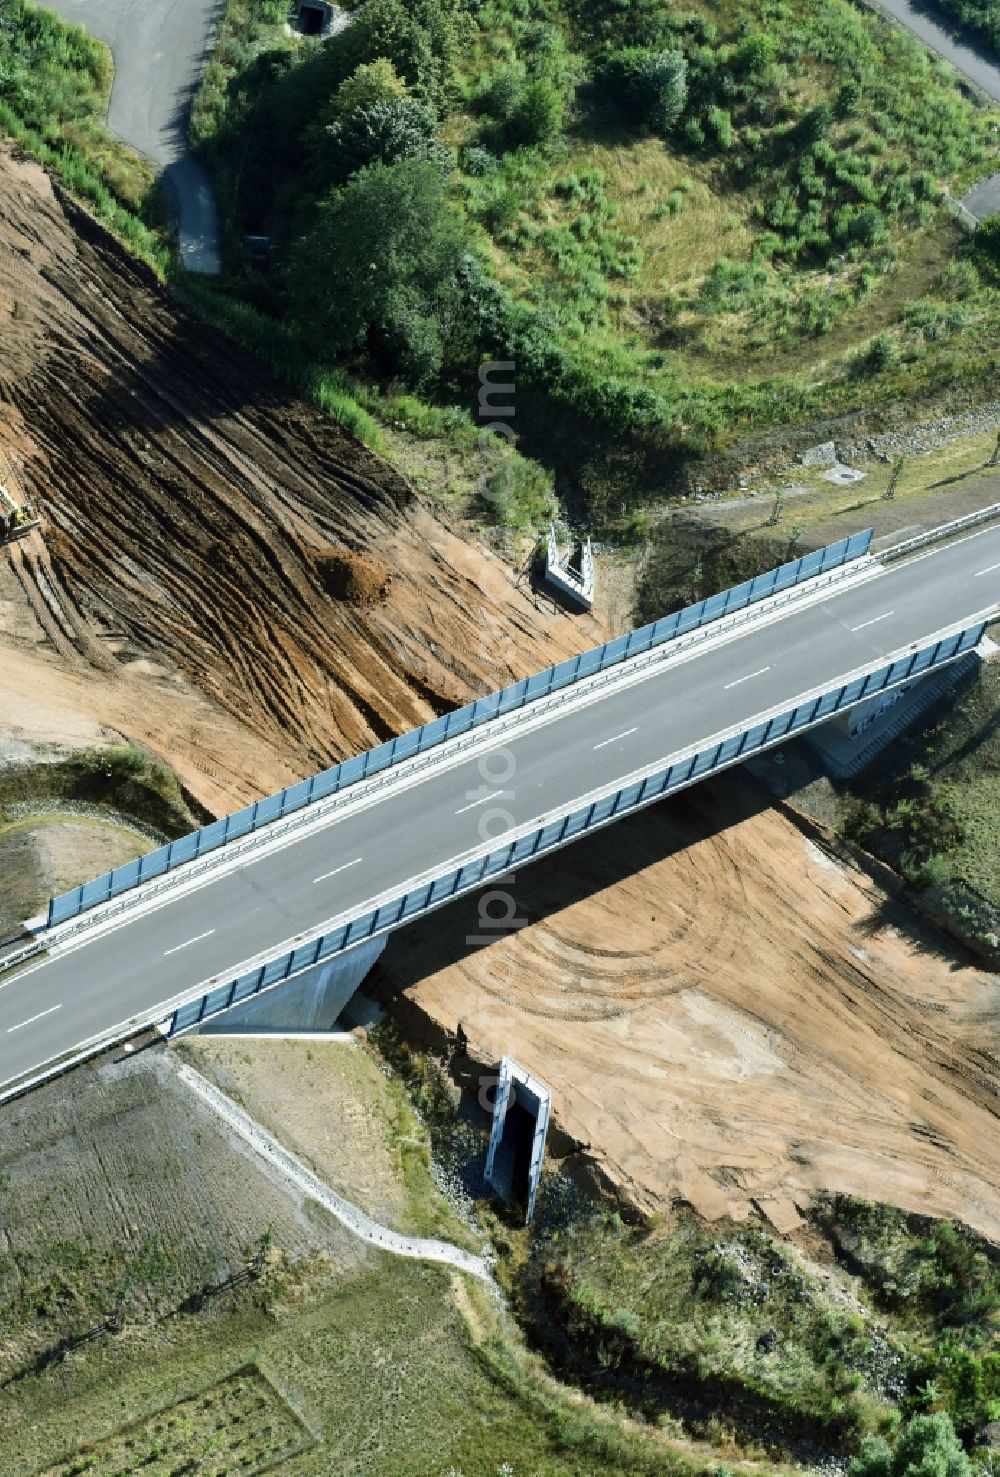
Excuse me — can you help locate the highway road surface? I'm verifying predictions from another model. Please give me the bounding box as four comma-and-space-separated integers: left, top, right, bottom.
2, 523, 999, 1090
36, 0, 220, 272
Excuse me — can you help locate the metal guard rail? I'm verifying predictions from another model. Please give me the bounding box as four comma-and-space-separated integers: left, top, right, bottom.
881, 500, 1000, 563
47, 529, 873, 927
166, 618, 984, 1036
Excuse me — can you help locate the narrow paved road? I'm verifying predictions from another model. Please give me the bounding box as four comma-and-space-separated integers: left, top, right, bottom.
2, 522, 998, 1091
864, 0, 1000, 100
37, 0, 221, 272
963, 173, 1000, 222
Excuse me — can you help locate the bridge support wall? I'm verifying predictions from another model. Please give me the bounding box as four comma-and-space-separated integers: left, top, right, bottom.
808, 637, 995, 777
173, 934, 386, 1037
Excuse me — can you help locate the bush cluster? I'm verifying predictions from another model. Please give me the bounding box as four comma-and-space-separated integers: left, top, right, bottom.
179, 0, 997, 523
936, 0, 1000, 52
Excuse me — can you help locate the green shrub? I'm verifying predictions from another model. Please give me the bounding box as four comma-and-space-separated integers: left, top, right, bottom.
329, 57, 409, 120
596, 46, 688, 135
935, 0, 1000, 52
856, 332, 898, 376
474, 61, 527, 124
461, 143, 499, 176
851, 1413, 971, 1477
289, 157, 468, 386
836, 79, 862, 118
705, 104, 733, 150
479, 449, 553, 529
322, 96, 448, 184
509, 77, 564, 144
976, 214, 1000, 278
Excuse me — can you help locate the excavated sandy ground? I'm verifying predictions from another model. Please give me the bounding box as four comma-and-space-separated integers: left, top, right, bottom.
375, 778, 1000, 1242
0, 143, 997, 1241
0, 145, 603, 814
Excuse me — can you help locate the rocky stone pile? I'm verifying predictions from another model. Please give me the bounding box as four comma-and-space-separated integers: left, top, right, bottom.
839, 402, 1000, 464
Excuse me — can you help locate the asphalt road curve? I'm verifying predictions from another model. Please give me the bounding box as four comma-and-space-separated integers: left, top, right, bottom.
864, 0, 1000, 101
963, 173, 1000, 223
3, 523, 1000, 1090
36, 0, 220, 272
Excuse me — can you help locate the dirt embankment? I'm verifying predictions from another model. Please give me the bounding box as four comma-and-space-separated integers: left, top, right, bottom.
0, 145, 603, 813
374, 776, 1000, 1242
0, 144, 996, 1243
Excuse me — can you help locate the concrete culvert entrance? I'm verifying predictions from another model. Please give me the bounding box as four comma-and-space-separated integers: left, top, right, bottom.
297, 0, 329, 34
484, 1058, 551, 1224
488, 1101, 535, 1207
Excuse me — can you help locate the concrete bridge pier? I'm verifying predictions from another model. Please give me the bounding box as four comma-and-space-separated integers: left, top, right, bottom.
193, 934, 386, 1035
807, 634, 996, 776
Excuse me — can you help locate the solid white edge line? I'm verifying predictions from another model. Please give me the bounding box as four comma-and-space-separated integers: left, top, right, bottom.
2, 602, 995, 1099
163, 929, 215, 957
593, 727, 638, 750
313, 857, 363, 885
723, 665, 771, 689
7, 1003, 61, 1033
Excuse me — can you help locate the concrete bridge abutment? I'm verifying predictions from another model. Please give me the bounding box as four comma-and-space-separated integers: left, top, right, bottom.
193, 934, 386, 1035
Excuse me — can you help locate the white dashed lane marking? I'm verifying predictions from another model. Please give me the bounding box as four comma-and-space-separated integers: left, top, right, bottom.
454, 790, 505, 815
850, 611, 893, 631
313, 857, 363, 885
593, 727, 638, 750
7, 1004, 62, 1033
723, 665, 771, 689
163, 929, 215, 957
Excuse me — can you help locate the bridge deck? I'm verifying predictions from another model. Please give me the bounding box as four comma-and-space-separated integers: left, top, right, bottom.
3, 523, 999, 1089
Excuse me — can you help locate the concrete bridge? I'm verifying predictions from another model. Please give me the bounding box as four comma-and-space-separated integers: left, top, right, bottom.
1, 513, 997, 1100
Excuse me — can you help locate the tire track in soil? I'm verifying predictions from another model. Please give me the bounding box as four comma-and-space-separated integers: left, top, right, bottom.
0, 146, 606, 809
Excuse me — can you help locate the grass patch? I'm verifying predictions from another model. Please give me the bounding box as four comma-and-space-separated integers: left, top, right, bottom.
516, 1209, 892, 1451
375, 1060, 482, 1250
181, 0, 1000, 529
0, 1050, 709, 1477
0, 743, 196, 840
0, 0, 168, 271
818, 1197, 1000, 1444
512, 1199, 999, 1457
827, 646, 1000, 935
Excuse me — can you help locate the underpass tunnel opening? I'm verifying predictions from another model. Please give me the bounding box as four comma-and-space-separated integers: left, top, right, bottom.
297, 0, 329, 34
490, 1101, 535, 1206
485, 1058, 551, 1224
